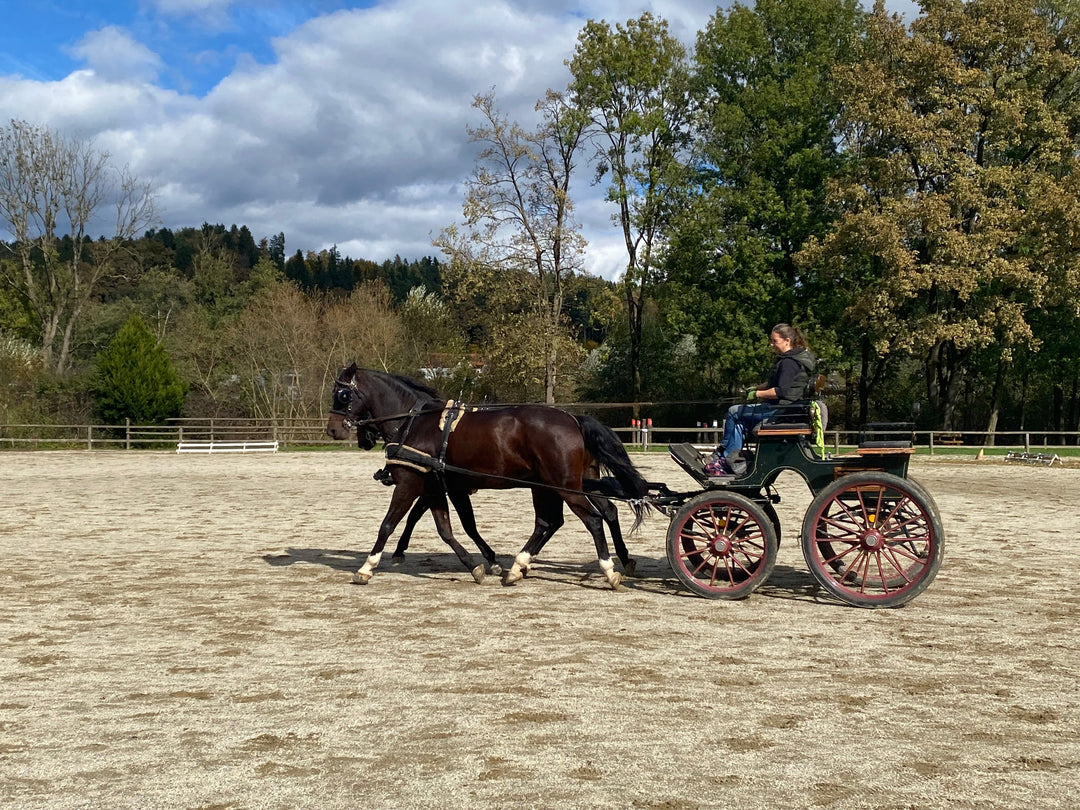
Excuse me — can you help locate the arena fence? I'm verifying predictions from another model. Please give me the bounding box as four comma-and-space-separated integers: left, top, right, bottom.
2, 418, 1080, 456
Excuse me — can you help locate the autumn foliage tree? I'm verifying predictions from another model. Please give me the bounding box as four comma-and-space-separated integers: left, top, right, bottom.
802, 0, 1080, 430
437, 89, 588, 403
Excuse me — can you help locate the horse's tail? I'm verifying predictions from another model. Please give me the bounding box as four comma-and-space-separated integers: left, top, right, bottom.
579, 415, 650, 530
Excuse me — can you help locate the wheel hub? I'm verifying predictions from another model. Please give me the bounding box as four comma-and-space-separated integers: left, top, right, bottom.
861, 530, 885, 551
710, 535, 733, 556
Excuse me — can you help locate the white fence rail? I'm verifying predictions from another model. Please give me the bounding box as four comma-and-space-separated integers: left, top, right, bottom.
176, 440, 279, 454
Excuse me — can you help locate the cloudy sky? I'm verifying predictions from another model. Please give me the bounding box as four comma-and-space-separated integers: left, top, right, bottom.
0, 0, 920, 280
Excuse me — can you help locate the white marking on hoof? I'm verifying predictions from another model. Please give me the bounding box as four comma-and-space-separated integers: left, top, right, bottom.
514, 551, 532, 569
599, 558, 621, 590
489, 563, 504, 577
471, 564, 486, 584
354, 552, 382, 583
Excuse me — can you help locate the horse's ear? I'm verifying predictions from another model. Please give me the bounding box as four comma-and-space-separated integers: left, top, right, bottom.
345, 360, 357, 374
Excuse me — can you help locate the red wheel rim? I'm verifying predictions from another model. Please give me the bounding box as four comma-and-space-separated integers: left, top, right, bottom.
672, 500, 770, 594
807, 480, 937, 603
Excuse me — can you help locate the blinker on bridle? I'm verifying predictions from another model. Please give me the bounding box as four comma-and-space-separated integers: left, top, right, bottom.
330, 377, 364, 431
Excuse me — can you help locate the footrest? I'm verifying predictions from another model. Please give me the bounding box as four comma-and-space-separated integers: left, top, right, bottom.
668, 442, 713, 484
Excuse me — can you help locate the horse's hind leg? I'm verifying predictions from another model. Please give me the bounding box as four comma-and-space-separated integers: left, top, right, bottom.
448, 488, 502, 577
503, 489, 564, 586
595, 495, 635, 576
565, 494, 621, 590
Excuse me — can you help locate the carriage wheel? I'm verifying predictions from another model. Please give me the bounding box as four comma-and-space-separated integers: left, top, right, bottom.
801, 473, 943, 608
666, 491, 778, 600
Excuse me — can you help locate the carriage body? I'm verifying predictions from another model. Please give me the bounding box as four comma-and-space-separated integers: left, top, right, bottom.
659, 416, 944, 608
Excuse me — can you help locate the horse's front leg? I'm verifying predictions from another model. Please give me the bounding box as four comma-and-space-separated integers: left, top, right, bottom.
448, 486, 502, 577
355, 478, 421, 584
391, 497, 430, 563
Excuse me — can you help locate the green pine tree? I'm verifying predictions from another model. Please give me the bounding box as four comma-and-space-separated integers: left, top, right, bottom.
92, 315, 186, 425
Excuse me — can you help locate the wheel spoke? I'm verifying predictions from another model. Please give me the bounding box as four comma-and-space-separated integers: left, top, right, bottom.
879, 546, 917, 584
819, 513, 861, 539
819, 539, 858, 567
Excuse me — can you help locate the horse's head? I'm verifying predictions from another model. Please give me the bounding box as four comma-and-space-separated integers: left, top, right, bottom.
325, 363, 379, 449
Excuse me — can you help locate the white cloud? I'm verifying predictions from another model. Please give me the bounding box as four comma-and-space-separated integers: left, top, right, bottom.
67, 26, 164, 84
0, 0, 928, 277
146, 0, 237, 16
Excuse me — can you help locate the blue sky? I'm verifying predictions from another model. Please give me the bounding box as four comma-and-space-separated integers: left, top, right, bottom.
1, 1, 379, 96
0, 0, 921, 279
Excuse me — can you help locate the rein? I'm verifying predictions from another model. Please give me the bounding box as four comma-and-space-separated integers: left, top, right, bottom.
343, 404, 444, 431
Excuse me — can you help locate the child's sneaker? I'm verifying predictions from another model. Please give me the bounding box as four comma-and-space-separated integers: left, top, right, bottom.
704, 456, 731, 476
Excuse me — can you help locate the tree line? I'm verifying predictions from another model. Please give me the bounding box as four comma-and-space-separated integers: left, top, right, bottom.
4, 0, 1080, 439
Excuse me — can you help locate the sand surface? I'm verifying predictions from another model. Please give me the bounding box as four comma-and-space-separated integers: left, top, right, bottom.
1, 450, 1078, 809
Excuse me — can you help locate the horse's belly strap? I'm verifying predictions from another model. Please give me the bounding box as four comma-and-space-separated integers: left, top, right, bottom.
384, 443, 442, 473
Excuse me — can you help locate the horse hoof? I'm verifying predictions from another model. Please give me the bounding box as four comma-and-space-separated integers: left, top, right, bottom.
471, 565, 485, 584
502, 568, 523, 586
622, 559, 637, 577
390, 554, 405, 566
607, 571, 622, 590
352, 571, 372, 584
489, 563, 504, 577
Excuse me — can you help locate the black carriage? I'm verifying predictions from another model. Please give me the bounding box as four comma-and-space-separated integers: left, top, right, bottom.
651, 413, 943, 608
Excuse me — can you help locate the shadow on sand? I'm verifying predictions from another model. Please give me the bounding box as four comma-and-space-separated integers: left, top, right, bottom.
262, 548, 835, 604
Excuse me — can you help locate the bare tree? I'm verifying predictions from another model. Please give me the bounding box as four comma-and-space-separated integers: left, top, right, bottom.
0, 120, 157, 373
437, 89, 587, 403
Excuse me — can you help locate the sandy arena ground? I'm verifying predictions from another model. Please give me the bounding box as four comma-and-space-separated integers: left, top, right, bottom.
1, 449, 1078, 809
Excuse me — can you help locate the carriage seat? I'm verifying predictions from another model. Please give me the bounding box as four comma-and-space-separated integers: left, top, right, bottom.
856, 422, 914, 450
751, 399, 828, 457
751, 374, 827, 440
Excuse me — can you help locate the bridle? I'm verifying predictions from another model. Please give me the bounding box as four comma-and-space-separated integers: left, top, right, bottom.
330, 371, 442, 443
329, 375, 366, 432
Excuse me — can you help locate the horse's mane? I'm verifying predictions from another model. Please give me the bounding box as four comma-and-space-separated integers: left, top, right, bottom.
373, 369, 443, 403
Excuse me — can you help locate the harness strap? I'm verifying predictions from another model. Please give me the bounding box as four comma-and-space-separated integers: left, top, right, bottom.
437, 400, 471, 467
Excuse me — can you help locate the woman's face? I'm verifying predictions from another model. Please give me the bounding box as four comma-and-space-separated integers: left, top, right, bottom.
769, 331, 792, 354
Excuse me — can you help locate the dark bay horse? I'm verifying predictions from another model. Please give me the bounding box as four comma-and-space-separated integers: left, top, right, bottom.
325, 364, 649, 588
384, 461, 635, 578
